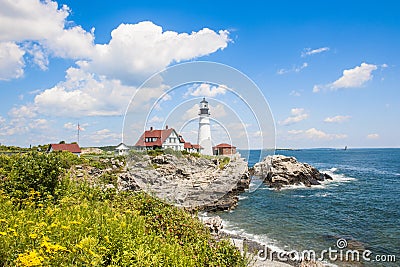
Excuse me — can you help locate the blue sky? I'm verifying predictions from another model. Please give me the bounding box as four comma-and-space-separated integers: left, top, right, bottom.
0, 0, 399, 148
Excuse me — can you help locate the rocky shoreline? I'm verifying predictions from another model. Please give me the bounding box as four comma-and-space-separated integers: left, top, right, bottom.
252, 155, 333, 190
116, 153, 334, 211
119, 152, 250, 211
92, 153, 335, 266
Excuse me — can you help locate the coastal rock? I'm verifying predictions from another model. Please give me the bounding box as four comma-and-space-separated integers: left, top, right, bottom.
253, 155, 332, 189
125, 153, 249, 211
203, 216, 223, 234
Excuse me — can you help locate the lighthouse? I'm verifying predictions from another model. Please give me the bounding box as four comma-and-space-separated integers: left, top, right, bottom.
197, 98, 213, 155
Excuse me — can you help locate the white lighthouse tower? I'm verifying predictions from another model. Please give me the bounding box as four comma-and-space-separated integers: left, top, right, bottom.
197, 98, 213, 155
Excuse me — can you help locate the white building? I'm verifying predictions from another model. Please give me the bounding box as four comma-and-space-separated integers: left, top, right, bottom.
135, 126, 185, 151
197, 98, 213, 155
115, 143, 130, 156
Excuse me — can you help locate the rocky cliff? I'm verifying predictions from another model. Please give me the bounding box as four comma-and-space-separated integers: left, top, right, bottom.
253, 155, 332, 190
119, 153, 250, 211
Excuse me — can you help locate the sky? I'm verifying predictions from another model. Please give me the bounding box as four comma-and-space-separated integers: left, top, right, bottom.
0, 0, 399, 149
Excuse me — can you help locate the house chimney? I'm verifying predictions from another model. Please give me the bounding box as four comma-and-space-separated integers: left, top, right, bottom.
166, 125, 168, 129
150, 126, 153, 131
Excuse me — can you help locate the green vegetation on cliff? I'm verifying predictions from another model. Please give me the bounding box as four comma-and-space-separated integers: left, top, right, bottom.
0, 152, 246, 266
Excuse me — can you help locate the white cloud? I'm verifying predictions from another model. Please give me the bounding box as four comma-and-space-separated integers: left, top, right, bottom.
288, 128, 347, 140
81, 21, 230, 82
64, 122, 86, 131
29, 118, 48, 130
0, 0, 94, 59
89, 128, 121, 144
367, 133, 379, 139
289, 90, 301, 97
313, 62, 378, 92
33, 67, 136, 117
280, 108, 309, 126
1, 2, 229, 83
324, 115, 351, 123
301, 47, 330, 57
0, 42, 25, 80
277, 62, 308, 75
186, 83, 227, 97
23, 43, 49, 70
8, 105, 37, 118
148, 116, 164, 123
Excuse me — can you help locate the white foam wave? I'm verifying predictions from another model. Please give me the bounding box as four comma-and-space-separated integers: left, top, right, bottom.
277, 170, 356, 191
238, 196, 248, 200
221, 219, 285, 253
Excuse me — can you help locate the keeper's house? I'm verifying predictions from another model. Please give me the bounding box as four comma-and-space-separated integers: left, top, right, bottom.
213, 143, 236, 155
134, 126, 184, 151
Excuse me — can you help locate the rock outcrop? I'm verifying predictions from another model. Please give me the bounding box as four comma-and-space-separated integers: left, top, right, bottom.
253, 155, 332, 189
122, 153, 250, 211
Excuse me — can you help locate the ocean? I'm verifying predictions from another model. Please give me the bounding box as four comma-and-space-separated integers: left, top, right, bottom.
215, 148, 400, 266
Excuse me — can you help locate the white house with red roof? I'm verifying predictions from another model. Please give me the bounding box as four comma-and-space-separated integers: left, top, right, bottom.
135, 126, 185, 151
48, 143, 81, 157
184, 142, 203, 153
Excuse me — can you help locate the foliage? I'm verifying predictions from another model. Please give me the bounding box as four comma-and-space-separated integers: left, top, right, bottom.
163, 148, 183, 158
146, 148, 164, 157
0, 150, 246, 266
0, 185, 246, 266
0, 152, 82, 202
190, 152, 201, 158
219, 157, 231, 170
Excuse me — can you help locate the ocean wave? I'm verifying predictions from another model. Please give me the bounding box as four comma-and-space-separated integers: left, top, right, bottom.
221, 220, 285, 253
277, 170, 356, 191
238, 196, 248, 200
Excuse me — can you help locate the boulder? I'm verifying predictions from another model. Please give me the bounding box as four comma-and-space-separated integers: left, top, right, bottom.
254, 155, 332, 189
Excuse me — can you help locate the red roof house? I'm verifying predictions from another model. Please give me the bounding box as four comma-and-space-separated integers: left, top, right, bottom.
213, 143, 236, 155
184, 142, 203, 153
135, 126, 185, 151
48, 143, 81, 156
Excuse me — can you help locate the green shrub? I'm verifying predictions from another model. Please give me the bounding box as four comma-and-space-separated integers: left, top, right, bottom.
0, 151, 81, 202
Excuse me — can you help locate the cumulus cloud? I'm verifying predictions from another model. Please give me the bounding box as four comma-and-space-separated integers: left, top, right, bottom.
324, 115, 351, 123
186, 83, 227, 97
313, 62, 378, 92
0, 0, 94, 58
8, 105, 37, 118
0, 42, 25, 80
367, 133, 379, 139
301, 47, 330, 57
32, 67, 136, 117
280, 108, 309, 126
79, 21, 229, 82
1, 1, 230, 83
288, 128, 347, 140
277, 62, 308, 75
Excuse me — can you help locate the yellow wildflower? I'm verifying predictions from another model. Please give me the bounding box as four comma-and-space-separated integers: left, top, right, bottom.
41, 239, 67, 254
61, 225, 70, 230
0, 218, 7, 223
16, 250, 43, 267
36, 222, 47, 228
0, 232, 6, 236
29, 233, 38, 239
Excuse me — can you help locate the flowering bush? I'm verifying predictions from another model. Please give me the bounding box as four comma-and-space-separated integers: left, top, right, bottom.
0, 152, 246, 266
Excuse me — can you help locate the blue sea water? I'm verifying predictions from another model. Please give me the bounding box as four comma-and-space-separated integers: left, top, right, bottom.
216, 148, 400, 266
